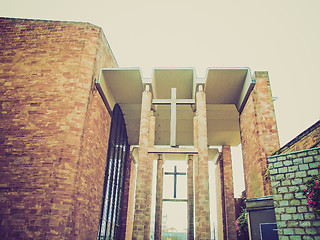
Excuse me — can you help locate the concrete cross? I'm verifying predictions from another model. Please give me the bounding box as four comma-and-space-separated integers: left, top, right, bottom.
164, 165, 186, 199
152, 88, 195, 147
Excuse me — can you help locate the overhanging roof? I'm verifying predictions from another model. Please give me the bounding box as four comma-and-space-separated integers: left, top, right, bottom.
152, 68, 195, 99
96, 67, 255, 146
204, 68, 254, 113
96, 68, 143, 112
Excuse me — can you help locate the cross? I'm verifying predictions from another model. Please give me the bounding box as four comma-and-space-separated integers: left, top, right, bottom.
164, 165, 186, 199
152, 88, 195, 147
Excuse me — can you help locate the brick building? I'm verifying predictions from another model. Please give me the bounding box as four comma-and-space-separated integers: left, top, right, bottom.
0, 18, 281, 239
267, 121, 320, 239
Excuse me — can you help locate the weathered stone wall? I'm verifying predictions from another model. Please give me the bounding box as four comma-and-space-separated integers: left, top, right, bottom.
268, 148, 320, 239
240, 71, 280, 199
0, 18, 118, 239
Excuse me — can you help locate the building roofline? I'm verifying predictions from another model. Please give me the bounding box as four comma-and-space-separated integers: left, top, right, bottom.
273, 120, 320, 155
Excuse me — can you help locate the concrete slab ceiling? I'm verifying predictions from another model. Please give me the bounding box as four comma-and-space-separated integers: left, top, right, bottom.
96, 67, 254, 146
204, 68, 254, 112
152, 68, 195, 99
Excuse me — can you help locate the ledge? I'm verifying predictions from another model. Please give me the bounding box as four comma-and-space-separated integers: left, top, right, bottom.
246, 195, 275, 211
148, 147, 198, 154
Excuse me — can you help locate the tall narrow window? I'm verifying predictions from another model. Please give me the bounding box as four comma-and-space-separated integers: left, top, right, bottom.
162, 160, 188, 239
97, 104, 128, 240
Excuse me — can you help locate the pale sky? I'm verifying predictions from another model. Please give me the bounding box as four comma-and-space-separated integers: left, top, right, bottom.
1, 0, 320, 235
1, 0, 319, 145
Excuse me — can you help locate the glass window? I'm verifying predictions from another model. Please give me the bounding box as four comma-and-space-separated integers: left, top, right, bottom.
162, 160, 188, 240
163, 161, 187, 200
97, 104, 128, 240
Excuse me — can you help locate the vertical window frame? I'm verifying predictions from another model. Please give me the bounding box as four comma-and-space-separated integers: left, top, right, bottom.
97, 104, 128, 240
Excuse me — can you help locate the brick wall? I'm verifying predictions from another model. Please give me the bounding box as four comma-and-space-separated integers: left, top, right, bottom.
240, 71, 280, 199
268, 148, 320, 239
215, 155, 226, 240
120, 152, 137, 240
0, 18, 117, 239
221, 146, 237, 239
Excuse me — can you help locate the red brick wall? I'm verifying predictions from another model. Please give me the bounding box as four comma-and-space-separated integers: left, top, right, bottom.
215, 157, 225, 240
120, 152, 137, 240
0, 18, 117, 239
221, 146, 237, 240
239, 71, 280, 199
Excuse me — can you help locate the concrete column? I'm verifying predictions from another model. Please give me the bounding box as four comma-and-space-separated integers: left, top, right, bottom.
132, 85, 153, 240
194, 85, 211, 239
221, 146, 237, 240
154, 154, 163, 240
149, 113, 155, 147
187, 155, 194, 240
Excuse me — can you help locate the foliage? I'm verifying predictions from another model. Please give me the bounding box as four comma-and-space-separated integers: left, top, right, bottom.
264, 166, 270, 181
236, 207, 248, 237
303, 165, 320, 216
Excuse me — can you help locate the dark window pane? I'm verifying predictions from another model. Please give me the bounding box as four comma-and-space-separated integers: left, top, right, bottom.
97, 104, 128, 240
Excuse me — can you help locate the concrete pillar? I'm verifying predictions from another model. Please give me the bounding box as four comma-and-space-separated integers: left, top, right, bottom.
239, 71, 280, 198
132, 85, 153, 240
221, 146, 237, 240
154, 154, 163, 240
194, 85, 211, 239
187, 155, 194, 240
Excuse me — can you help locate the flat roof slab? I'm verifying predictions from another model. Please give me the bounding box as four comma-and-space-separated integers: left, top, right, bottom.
97, 67, 254, 146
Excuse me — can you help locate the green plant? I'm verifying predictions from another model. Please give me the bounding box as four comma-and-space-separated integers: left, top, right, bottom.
264, 166, 270, 181
236, 207, 248, 237
303, 165, 320, 215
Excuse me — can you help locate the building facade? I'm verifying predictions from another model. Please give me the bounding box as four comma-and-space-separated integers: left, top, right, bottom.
0, 18, 281, 239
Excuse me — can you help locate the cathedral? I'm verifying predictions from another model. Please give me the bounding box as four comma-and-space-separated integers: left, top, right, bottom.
1, 17, 319, 240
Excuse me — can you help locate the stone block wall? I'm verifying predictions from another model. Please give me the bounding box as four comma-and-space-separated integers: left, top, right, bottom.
240, 71, 280, 199
0, 18, 118, 239
268, 147, 320, 239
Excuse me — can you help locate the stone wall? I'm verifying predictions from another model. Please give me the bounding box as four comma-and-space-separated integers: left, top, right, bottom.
240, 71, 280, 199
0, 18, 118, 239
268, 147, 320, 239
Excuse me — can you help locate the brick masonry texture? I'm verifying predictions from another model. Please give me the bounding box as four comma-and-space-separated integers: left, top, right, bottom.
120, 153, 137, 240
187, 156, 194, 239
0, 18, 118, 239
221, 146, 237, 240
240, 71, 280, 199
268, 148, 320, 239
132, 90, 153, 239
215, 158, 226, 240
194, 89, 211, 239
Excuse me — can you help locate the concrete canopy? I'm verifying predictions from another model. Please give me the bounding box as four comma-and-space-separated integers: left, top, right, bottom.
204, 68, 254, 112
204, 68, 254, 146
96, 68, 144, 145
152, 68, 195, 99
96, 67, 254, 146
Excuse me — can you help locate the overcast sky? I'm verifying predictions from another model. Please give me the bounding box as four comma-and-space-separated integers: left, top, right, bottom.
2, 0, 319, 146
